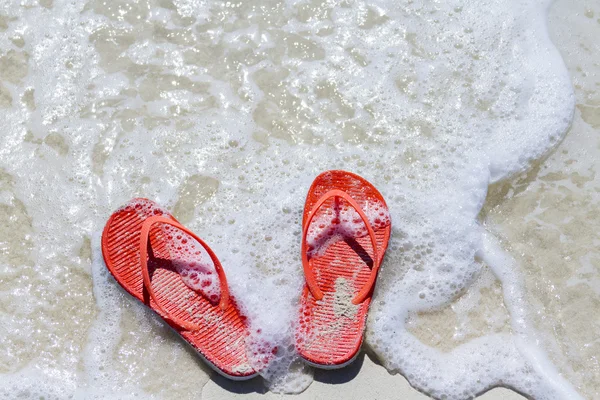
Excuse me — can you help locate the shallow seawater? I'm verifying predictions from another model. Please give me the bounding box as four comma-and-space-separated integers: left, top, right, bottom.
0, 0, 597, 398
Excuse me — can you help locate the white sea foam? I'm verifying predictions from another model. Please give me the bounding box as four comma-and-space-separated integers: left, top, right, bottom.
0, 0, 581, 398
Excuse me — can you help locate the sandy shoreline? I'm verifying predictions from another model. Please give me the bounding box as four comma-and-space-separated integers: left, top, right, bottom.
203, 355, 526, 399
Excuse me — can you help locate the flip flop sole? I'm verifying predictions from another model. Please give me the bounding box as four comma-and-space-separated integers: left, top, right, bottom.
101, 198, 258, 380
296, 171, 391, 368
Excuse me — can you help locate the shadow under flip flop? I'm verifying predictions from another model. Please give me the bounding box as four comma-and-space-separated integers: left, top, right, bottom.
211, 372, 267, 394
313, 352, 366, 384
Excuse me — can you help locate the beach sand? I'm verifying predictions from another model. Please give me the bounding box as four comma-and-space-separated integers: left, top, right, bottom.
203, 355, 527, 399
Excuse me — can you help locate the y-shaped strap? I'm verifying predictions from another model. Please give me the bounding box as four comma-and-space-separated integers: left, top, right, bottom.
139, 216, 230, 331
301, 189, 380, 305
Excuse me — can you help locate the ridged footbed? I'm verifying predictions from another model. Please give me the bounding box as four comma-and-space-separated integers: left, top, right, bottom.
296, 171, 391, 367
101, 199, 257, 380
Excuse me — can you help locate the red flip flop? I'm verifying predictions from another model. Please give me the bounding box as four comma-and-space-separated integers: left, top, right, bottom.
101, 198, 258, 380
295, 170, 391, 368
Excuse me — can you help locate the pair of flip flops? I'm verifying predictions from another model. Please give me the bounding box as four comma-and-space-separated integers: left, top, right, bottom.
101, 170, 391, 379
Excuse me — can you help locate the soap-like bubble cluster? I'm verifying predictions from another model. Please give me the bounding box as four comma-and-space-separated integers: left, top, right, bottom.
162, 225, 221, 304
119, 198, 166, 214
306, 198, 390, 257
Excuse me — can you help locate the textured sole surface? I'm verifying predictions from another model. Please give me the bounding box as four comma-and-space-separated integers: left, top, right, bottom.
101, 199, 257, 379
296, 171, 391, 367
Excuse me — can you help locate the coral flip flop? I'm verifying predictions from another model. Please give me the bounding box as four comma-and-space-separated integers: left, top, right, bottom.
295, 170, 391, 368
101, 198, 258, 380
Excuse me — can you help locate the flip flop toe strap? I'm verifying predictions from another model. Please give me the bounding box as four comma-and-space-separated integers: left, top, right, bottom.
301, 189, 380, 305
139, 216, 230, 331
